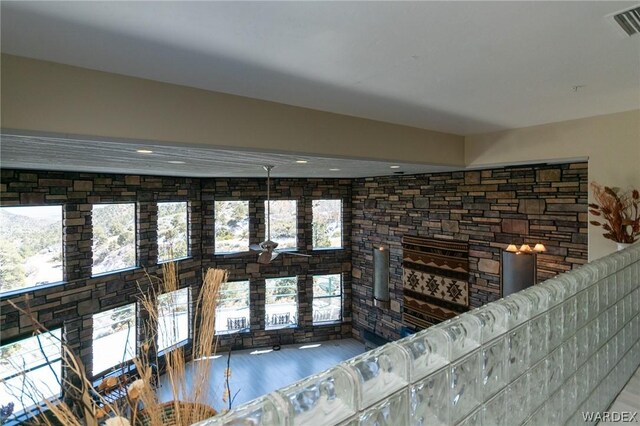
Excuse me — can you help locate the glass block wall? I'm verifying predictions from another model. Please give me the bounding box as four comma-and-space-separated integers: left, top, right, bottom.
198, 245, 640, 426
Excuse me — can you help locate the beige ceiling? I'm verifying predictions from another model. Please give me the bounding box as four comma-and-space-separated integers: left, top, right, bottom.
0, 1, 637, 178
1, 1, 638, 136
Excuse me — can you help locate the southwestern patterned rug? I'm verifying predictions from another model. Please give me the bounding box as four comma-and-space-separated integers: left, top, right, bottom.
402, 236, 470, 330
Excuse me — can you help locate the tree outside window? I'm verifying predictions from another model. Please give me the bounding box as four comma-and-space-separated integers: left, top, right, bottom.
312, 200, 342, 249
265, 200, 297, 249
158, 202, 188, 262
92, 203, 136, 275
0, 206, 63, 294
214, 201, 249, 253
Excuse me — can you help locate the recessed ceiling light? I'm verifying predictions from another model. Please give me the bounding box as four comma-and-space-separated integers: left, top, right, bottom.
329, 168, 341, 171
136, 149, 153, 154
168, 160, 186, 164
390, 165, 400, 169
296, 160, 308, 164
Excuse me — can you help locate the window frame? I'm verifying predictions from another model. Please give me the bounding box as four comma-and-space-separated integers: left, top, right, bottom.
312, 274, 343, 325
264, 276, 299, 330
214, 199, 251, 254
91, 202, 138, 277
263, 199, 298, 251
0, 328, 63, 419
91, 302, 138, 378
311, 199, 343, 251
156, 287, 192, 354
157, 201, 190, 263
0, 204, 65, 296
214, 280, 251, 335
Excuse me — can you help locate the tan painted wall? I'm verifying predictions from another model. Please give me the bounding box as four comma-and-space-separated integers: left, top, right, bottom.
0, 54, 465, 166
466, 110, 640, 261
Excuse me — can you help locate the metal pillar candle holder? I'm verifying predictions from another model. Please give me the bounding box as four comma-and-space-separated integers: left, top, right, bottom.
502, 243, 545, 297
373, 246, 390, 309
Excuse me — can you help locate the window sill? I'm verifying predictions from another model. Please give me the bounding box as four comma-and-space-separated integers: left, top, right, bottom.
91, 266, 140, 279
214, 250, 251, 256
157, 339, 190, 357
158, 256, 193, 264
311, 247, 344, 251
313, 321, 343, 327
215, 328, 251, 336
0, 280, 66, 299
265, 324, 298, 331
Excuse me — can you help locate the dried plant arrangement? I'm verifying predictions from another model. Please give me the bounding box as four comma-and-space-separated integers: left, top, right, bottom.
589, 182, 640, 244
1, 263, 228, 426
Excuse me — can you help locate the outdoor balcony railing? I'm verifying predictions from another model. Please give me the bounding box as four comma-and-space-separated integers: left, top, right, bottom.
198, 244, 640, 425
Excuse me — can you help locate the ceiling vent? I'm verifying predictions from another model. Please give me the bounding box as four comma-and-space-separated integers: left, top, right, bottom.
611, 6, 640, 36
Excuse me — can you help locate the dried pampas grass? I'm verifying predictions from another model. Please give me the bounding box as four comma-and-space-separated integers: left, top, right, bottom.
2, 263, 227, 426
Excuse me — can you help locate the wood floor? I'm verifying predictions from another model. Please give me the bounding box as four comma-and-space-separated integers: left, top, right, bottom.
156, 338, 366, 411
598, 366, 640, 425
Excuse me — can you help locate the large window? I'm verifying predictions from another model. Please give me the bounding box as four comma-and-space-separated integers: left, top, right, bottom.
214, 201, 249, 253
265, 200, 297, 249
265, 277, 298, 330
0, 330, 62, 416
157, 202, 188, 262
92, 203, 136, 275
92, 304, 136, 376
312, 200, 342, 249
215, 280, 250, 334
312, 274, 342, 324
157, 288, 190, 352
0, 206, 63, 294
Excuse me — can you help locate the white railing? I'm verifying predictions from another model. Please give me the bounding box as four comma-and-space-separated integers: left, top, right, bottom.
198, 244, 640, 425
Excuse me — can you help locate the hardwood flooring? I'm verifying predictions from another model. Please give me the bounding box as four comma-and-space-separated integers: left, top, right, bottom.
155, 338, 366, 411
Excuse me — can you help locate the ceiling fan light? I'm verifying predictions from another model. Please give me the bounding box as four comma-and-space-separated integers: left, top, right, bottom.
258, 251, 272, 264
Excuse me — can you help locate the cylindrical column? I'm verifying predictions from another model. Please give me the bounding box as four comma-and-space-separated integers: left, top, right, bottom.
502, 251, 537, 297
373, 246, 390, 308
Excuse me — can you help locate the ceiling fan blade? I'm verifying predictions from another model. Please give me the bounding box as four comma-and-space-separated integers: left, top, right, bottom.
249, 243, 263, 251
280, 251, 312, 258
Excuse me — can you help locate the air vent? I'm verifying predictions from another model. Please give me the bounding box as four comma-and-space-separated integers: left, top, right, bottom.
612, 6, 640, 36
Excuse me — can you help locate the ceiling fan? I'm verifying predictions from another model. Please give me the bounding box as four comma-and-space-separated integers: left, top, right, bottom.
249, 165, 311, 264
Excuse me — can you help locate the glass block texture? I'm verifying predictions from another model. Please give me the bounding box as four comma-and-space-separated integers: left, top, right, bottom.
195, 394, 287, 425
277, 365, 356, 425
344, 343, 409, 409
197, 244, 640, 426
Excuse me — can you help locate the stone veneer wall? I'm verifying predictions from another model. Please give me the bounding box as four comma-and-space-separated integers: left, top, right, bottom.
0, 169, 351, 376
351, 163, 588, 342
1, 163, 588, 369
201, 178, 352, 349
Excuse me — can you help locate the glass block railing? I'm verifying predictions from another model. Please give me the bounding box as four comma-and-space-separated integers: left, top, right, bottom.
197, 244, 640, 425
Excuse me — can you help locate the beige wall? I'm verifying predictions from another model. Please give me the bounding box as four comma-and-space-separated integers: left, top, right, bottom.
466, 110, 640, 261
0, 54, 465, 166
